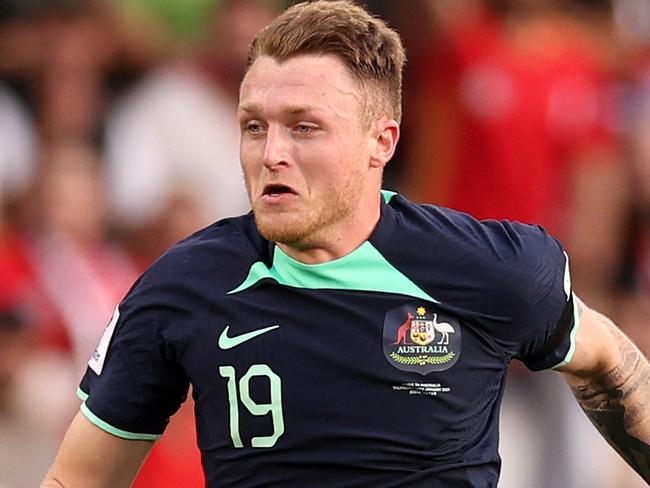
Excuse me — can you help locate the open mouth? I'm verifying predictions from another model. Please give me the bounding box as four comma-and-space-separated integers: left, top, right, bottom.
262, 184, 297, 197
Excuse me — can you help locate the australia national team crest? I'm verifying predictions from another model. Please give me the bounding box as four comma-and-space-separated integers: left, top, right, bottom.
383, 302, 461, 374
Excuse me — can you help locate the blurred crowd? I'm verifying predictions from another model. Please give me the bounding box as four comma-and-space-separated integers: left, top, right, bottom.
0, 0, 649, 487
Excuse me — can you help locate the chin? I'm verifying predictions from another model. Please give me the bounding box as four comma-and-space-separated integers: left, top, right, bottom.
254, 212, 312, 245
252, 196, 353, 246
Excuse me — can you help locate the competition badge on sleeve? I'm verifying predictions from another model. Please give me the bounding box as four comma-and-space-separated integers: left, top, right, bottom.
88, 305, 120, 375
383, 302, 461, 374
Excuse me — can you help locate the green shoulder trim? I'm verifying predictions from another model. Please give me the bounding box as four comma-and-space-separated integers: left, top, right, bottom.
229, 241, 437, 303
551, 295, 581, 370
381, 189, 397, 204
80, 403, 160, 441
76, 387, 89, 402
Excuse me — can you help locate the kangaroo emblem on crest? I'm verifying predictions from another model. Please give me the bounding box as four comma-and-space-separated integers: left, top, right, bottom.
392, 312, 413, 345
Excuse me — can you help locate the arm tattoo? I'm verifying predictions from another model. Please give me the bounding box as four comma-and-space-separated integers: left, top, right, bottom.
570, 314, 650, 483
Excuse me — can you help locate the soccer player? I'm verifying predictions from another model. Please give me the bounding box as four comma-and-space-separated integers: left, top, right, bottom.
42, 1, 650, 487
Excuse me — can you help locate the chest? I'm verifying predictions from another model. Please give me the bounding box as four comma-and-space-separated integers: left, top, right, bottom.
179, 286, 507, 454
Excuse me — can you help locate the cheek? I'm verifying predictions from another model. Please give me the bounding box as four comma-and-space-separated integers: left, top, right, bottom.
306, 157, 356, 195
300, 149, 341, 184
240, 141, 262, 179
330, 141, 367, 179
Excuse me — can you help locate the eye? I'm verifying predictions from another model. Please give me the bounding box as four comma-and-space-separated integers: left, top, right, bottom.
244, 121, 264, 135
294, 123, 316, 135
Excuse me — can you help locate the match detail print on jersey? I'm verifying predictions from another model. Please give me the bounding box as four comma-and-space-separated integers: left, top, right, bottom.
218, 324, 280, 350
383, 301, 462, 374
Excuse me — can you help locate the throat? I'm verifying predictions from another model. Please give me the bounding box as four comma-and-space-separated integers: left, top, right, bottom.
276, 213, 380, 264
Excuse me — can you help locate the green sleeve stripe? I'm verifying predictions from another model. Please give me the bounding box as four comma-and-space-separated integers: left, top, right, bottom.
551, 296, 581, 370
80, 403, 160, 441
76, 387, 89, 401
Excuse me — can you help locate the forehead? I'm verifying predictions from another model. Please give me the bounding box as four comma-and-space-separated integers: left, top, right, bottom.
238, 54, 362, 116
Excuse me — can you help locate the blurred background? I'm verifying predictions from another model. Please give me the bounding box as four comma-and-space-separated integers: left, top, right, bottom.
0, 0, 649, 486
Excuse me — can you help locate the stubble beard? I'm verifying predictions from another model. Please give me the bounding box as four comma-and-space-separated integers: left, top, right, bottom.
252, 171, 365, 247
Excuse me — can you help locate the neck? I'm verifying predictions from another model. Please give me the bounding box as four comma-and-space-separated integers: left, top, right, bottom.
276, 191, 382, 264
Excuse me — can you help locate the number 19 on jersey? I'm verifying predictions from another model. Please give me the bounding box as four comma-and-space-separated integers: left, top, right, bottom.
219, 364, 285, 448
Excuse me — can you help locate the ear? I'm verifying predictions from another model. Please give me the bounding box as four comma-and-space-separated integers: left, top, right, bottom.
369, 118, 400, 169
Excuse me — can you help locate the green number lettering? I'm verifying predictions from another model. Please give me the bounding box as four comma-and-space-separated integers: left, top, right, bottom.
218, 364, 284, 448
218, 366, 243, 448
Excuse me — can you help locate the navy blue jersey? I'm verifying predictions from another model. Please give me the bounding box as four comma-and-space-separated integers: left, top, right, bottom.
79, 192, 578, 488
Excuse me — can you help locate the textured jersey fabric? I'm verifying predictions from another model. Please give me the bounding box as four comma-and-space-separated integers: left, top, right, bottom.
79, 192, 577, 487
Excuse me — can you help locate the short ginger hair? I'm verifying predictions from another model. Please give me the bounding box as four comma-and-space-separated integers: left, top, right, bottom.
246, 0, 406, 124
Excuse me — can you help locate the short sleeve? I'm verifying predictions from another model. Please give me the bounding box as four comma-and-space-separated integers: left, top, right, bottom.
472, 220, 579, 371
78, 274, 190, 440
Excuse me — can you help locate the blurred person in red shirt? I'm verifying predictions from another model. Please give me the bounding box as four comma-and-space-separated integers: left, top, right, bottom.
17, 141, 204, 487
25, 141, 138, 364
0, 82, 37, 305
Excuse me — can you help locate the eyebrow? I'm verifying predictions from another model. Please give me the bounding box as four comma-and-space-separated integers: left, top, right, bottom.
238, 104, 322, 116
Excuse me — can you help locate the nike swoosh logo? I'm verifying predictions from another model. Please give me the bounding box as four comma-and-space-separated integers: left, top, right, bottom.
218, 324, 279, 350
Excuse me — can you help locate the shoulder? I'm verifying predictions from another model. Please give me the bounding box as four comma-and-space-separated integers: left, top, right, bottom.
381, 194, 569, 317
384, 193, 564, 273
129, 213, 268, 304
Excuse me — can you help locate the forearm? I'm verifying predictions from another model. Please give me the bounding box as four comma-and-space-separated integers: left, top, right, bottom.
566, 316, 650, 482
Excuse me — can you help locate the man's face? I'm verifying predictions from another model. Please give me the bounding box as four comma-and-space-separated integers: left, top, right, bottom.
238, 54, 375, 247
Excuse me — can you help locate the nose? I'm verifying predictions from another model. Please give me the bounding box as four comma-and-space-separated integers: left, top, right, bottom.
263, 125, 290, 170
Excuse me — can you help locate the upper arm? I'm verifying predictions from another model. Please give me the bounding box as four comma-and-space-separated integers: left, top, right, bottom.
42, 411, 154, 488
557, 296, 625, 381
